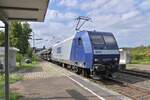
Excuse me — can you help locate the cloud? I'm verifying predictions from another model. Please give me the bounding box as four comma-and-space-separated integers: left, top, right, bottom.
121, 10, 139, 20
139, 0, 150, 11
29, 10, 78, 47
30, 0, 150, 48
81, 0, 136, 14
45, 9, 78, 22
80, 0, 110, 11
59, 0, 78, 8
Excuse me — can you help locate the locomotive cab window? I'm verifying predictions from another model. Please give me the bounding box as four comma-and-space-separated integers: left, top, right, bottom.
57, 47, 61, 53
103, 35, 118, 49
89, 34, 105, 49
90, 35, 104, 45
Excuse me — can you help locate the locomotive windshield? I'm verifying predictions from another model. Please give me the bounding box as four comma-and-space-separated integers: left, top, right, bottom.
89, 32, 118, 50
90, 35, 105, 45
103, 35, 118, 49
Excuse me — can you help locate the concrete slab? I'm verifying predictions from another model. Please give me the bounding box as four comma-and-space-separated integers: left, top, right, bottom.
127, 64, 150, 72
11, 61, 131, 100
48, 62, 131, 100
16, 77, 98, 100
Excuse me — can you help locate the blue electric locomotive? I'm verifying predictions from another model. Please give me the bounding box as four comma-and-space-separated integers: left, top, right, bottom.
51, 30, 120, 78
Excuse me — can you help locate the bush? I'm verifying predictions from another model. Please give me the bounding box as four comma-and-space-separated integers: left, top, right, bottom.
32, 54, 38, 62
132, 54, 143, 60
16, 53, 23, 66
27, 48, 33, 58
0, 74, 22, 99
130, 47, 150, 64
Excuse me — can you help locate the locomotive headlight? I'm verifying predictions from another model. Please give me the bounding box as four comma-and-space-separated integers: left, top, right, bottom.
95, 65, 99, 69
94, 58, 98, 62
114, 58, 118, 61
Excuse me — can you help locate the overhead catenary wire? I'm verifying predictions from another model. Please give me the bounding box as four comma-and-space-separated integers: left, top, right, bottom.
75, 16, 92, 31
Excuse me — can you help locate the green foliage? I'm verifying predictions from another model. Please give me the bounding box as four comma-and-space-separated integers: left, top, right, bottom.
9, 74, 23, 84
27, 47, 33, 58
16, 60, 37, 72
16, 53, 23, 66
9, 21, 32, 54
130, 46, 150, 64
0, 74, 22, 99
0, 75, 4, 98
10, 92, 21, 100
1, 21, 33, 59
0, 31, 4, 46
32, 54, 39, 62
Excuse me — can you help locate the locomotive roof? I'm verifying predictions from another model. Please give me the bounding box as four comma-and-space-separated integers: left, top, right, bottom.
52, 30, 114, 47
52, 35, 75, 47
77, 30, 114, 35
87, 31, 113, 35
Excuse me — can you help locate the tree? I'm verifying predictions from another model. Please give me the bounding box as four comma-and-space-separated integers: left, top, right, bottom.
0, 21, 32, 55
22, 22, 32, 54
9, 21, 32, 54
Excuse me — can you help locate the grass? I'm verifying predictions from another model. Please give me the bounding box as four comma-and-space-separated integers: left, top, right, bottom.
0, 61, 37, 99
0, 54, 39, 99
0, 58, 38, 99
0, 76, 4, 98
0, 74, 23, 99
130, 46, 150, 64
16, 61, 38, 71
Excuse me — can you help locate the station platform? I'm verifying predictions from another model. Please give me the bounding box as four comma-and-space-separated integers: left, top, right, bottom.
11, 61, 131, 100
127, 64, 150, 72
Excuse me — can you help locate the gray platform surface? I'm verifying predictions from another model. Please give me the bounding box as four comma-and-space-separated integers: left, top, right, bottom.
10, 61, 131, 100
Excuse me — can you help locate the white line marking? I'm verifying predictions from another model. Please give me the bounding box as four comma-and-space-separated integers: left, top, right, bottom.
64, 74, 106, 100
52, 64, 106, 100
48, 63, 131, 100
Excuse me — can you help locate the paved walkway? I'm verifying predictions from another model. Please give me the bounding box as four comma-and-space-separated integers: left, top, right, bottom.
10, 61, 131, 100
11, 62, 98, 100
127, 64, 150, 72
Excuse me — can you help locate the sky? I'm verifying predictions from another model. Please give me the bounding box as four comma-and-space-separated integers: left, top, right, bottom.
1, 0, 150, 48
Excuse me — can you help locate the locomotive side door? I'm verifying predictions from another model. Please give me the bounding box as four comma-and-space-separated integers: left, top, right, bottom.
75, 37, 84, 64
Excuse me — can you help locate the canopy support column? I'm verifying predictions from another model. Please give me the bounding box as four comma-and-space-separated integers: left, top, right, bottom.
0, 13, 10, 100
4, 22, 9, 100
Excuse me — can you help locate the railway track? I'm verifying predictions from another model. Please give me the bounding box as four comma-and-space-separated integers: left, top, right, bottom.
68, 67, 150, 99
70, 69, 150, 99
46, 60, 150, 99
72, 69, 150, 99
105, 77, 150, 100
120, 69, 150, 79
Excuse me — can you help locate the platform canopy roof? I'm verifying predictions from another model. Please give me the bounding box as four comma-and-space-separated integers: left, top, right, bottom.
0, 0, 49, 22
